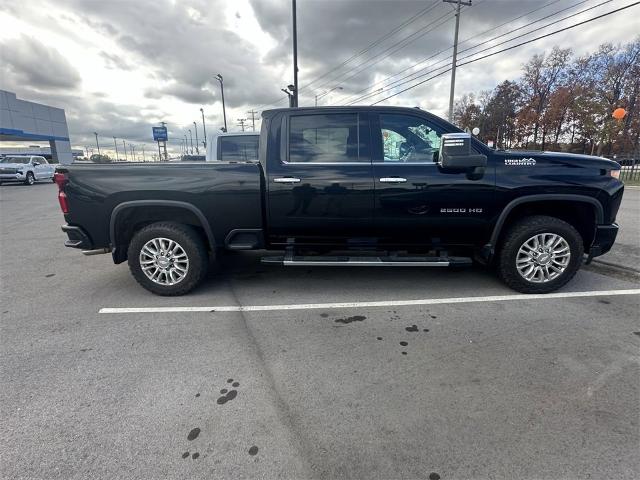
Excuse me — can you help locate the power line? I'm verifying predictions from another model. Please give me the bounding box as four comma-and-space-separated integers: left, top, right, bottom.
346, 0, 616, 106
371, 1, 640, 105
299, 1, 441, 91
337, 0, 562, 106
309, 4, 453, 94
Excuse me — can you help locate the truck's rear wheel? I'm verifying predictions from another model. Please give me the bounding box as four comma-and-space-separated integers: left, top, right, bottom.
128, 222, 208, 296
497, 215, 583, 293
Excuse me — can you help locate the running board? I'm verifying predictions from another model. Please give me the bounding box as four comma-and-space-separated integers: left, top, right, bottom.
261, 255, 472, 267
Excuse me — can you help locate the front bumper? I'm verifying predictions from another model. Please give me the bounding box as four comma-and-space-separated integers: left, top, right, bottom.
61, 224, 93, 249
0, 172, 26, 182
588, 223, 619, 259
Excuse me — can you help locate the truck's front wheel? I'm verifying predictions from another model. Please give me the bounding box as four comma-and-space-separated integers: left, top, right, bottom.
497, 215, 583, 294
128, 222, 208, 296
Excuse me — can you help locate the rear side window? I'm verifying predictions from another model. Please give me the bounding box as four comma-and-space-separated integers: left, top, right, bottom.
288, 113, 363, 163
219, 136, 259, 162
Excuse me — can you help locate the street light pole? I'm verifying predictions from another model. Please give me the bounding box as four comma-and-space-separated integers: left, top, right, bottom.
215, 74, 227, 132
193, 121, 200, 155
444, 0, 472, 122
188, 129, 194, 154
200, 107, 207, 149
93, 132, 101, 157
113, 136, 119, 161
122, 139, 127, 161
292, 0, 299, 107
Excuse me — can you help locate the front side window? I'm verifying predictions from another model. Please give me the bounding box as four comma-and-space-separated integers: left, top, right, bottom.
219, 136, 259, 162
379, 114, 443, 163
289, 114, 362, 163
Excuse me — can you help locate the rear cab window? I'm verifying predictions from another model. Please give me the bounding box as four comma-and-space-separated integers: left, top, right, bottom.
287, 113, 369, 163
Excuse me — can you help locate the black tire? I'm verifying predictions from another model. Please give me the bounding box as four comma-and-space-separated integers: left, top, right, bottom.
127, 222, 209, 296
24, 172, 35, 186
497, 215, 583, 293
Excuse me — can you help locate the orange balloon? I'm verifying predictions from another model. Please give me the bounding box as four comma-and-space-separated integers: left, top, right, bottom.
612, 107, 626, 120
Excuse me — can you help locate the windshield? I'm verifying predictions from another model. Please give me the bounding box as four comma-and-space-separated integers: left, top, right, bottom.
1, 156, 30, 164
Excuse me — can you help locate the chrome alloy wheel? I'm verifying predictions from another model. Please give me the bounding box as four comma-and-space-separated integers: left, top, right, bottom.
516, 233, 571, 283
139, 237, 189, 286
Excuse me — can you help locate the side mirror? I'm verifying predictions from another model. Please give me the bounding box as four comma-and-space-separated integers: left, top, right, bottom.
32, 161, 40, 166
438, 133, 487, 169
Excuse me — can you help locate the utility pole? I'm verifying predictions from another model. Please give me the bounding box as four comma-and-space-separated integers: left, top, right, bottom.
215, 74, 227, 132
113, 137, 119, 161
193, 121, 200, 155
237, 118, 247, 132
292, 0, 299, 107
444, 0, 472, 122
122, 139, 127, 161
200, 107, 207, 149
188, 129, 194, 154
84, 146, 89, 158
93, 132, 101, 157
130, 144, 135, 161
247, 110, 258, 131
142, 145, 146, 162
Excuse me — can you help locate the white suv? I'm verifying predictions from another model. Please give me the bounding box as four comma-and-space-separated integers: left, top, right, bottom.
0, 155, 55, 185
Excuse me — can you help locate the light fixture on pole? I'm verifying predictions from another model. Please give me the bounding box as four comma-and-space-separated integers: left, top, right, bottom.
214, 74, 227, 132
200, 107, 207, 149
93, 132, 101, 157
113, 136, 119, 161
193, 121, 200, 155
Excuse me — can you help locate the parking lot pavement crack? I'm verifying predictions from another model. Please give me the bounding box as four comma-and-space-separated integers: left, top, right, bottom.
226, 279, 319, 479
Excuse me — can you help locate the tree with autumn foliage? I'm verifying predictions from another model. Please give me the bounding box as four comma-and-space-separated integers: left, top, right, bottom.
453, 38, 640, 157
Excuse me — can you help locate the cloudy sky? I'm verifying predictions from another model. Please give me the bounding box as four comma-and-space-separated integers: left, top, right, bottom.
0, 0, 637, 157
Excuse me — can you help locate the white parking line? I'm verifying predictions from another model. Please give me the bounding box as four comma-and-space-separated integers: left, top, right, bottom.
99, 288, 640, 314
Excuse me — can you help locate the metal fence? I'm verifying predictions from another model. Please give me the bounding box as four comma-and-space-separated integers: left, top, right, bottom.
615, 154, 640, 182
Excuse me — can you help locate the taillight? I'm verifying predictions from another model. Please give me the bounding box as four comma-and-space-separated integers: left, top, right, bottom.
54, 172, 69, 213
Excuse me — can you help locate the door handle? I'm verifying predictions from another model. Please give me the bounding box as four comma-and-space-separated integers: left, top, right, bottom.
379, 177, 407, 183
273, 177, 301, 183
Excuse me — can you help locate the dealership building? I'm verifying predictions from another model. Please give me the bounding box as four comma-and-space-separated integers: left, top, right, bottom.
0, 90, 74, 164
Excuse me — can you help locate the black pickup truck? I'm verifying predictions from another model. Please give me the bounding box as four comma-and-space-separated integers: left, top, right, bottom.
56, 106, 623, 296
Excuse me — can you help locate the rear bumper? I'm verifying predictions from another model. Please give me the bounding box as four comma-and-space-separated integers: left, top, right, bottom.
61, 224, 93, 249
589, 223, 619, 258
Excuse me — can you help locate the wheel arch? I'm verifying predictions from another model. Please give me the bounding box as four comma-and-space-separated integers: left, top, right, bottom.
110, 200, 216, 263
488, 194, 603, 257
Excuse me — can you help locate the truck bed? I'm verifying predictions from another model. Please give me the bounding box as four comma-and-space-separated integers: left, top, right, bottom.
58, 161, 263, 253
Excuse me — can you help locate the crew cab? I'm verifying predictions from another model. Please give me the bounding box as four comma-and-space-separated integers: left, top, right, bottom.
55, 106, 623, 296
0, 155, 55, 185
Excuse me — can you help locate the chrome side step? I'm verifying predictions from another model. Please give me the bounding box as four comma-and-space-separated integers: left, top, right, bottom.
261, 255, 472, 267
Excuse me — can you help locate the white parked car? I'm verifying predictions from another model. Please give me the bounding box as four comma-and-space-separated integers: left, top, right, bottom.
0, 155, 55, 185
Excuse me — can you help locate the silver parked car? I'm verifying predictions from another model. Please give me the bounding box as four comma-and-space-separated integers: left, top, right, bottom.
0, 155, 55, 185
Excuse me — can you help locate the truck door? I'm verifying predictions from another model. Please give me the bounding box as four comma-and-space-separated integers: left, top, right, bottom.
267, 112, 375, 240
371, 111, 494, 246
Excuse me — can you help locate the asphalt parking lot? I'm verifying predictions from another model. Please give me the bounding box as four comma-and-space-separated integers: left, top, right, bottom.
1, 182, 639, 480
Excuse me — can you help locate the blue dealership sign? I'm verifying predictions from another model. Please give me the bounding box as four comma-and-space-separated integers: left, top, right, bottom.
152, 126, 168, 141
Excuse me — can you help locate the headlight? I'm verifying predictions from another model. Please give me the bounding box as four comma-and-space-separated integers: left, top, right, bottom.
610, 169, 621, 179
